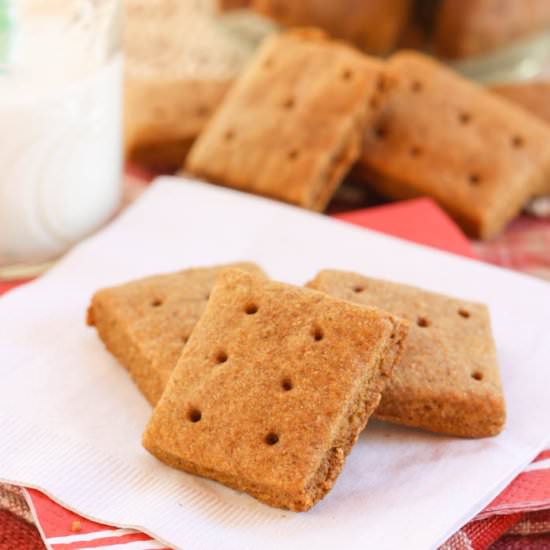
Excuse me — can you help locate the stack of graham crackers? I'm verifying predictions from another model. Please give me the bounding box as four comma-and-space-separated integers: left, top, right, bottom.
124, 0, 550, 240
221, 0, 550, 61
178, 29, 550, 240
87, 263, 506, 511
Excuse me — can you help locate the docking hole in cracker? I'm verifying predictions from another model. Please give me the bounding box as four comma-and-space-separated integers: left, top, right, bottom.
281, 378, 293, 391
188, 408, 202, 423
265, 432, 280, 446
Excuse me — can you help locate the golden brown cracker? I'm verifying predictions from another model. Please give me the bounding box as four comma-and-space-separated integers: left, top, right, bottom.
356, 51, 550, 239
434, 0, 550, 59
185, 29, 392, 212
143, 268, 408, 511
124, 0, 259, 171
125, 79, 232, 172
87, 263, 264, 405
307, 269, 506, 438
249, 0, 412, 54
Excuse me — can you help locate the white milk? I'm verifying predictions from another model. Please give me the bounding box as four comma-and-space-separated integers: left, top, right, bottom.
0, 16, 122, 263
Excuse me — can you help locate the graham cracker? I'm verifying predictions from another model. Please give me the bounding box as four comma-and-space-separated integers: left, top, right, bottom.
185, 29, 392, 212
143, 268, 408, 511
125, 79, 232, 172
248, 0, 412, 54
124, 0, 267, 171
434, 0, 550, 59
307, 269, 506, 438
218, 0, 251, 9
355, 51, 550, 239
86, 262, 264, 405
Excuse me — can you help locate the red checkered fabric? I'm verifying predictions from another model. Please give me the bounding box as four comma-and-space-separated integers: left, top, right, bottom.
474, 216, 550, 281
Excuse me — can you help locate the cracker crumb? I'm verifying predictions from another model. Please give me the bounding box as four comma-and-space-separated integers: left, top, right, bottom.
71, 520, 81, 532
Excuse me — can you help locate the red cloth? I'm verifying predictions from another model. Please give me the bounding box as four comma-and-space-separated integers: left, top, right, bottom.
333, 197, 476, 259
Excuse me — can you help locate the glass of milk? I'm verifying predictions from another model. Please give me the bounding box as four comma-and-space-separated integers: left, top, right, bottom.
0, 0, 122, 278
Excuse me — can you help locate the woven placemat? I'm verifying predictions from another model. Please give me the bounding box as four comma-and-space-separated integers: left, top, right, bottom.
0, 485, 44, 550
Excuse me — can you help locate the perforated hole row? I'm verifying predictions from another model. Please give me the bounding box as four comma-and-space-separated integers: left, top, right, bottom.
188, 303, 329, 445
457, 109, 525, 150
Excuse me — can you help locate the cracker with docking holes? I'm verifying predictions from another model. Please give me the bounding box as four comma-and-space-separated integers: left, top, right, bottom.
124, 0, 263, 171
142, 268, 409, 511
86, 263, 264, 405
185, 29, 392, 212
434, 0, 550, 59
247, 0, 412, 54
356, 51, 550, 239
307, 269, 506, 438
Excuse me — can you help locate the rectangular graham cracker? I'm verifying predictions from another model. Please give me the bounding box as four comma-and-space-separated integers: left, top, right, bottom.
86, 262, 264, 406
142, 268, 408, 511
434, 0, 550, 59
185, 29, 392, 212
355, 51, 550, 239
248, 0, 412, 54
307, 269, 506, 438
124, 0, 259, 171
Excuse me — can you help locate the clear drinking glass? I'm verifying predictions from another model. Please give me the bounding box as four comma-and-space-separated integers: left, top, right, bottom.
0, 0, 122, 279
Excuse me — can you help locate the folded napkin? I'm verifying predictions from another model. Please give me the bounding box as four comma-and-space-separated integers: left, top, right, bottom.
1, 178, 550, 550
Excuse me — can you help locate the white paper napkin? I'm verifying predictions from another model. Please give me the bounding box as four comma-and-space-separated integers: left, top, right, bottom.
1, 177, 550, 550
